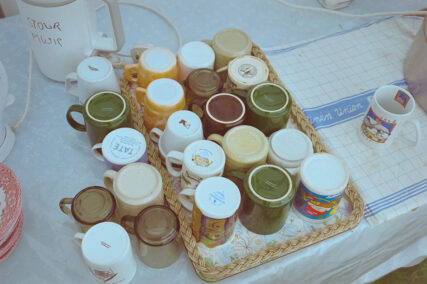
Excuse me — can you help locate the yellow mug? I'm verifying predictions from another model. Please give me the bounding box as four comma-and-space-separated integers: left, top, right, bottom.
123, 47, 178, 105
208, 125, 268, 172
135, 78, 186, 132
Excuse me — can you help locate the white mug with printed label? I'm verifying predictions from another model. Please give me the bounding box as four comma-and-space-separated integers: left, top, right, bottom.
16, 0, 125, 82
65, 56, 120, 103
149, 110, 204, 158
359, 85, 421, 149
74, 222, 136, 284
92, 128, 148, 170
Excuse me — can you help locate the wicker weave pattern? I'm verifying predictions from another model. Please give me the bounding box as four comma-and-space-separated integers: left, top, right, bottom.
120, 44, 365, 282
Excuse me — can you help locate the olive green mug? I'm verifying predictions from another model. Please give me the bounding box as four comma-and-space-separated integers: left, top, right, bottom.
226, 164, 296, 235
66, 91, 131, 146
233, 82, 292, 136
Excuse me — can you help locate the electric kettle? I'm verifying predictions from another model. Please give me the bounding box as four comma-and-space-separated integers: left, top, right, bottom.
16, 0, 125, 82
0, 61, 16, 162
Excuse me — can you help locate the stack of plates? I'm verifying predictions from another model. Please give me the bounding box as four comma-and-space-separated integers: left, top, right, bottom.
0, 163, 23, 262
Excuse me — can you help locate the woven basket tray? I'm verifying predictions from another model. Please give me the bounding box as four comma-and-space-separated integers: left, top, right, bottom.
120, 43, 365, 282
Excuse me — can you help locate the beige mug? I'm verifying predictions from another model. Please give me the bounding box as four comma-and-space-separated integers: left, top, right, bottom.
208, 125, 269, 172
103, 163, 164, 219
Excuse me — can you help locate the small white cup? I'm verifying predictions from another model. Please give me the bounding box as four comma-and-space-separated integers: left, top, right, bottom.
177, 41, 215, 82
74, 222, 136, 284
268, 129, 314, 178
65, 56, 120, 103
359, 85, 422, 149
166, 140, 226, 209
150, 110, 204, 156
92, 128, 148, 170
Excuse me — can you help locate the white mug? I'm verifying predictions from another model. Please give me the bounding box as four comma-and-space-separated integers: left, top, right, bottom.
65, 56, 120, 103
16, 0, 125, 82
359, 85, 422, 149
149, 110, 204, 160
92, 128, 148, 170
177, 41, 215, 82
74, 222, 136, 284
166, 140, 225, 195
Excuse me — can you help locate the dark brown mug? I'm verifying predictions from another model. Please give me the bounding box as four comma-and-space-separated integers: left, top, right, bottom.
194, 93, 246, 138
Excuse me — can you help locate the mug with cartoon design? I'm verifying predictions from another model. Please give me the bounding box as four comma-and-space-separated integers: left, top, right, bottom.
149, 110, 203, 164
359, 85, 421, 149
293, 153, 349, 222
166, 140, 225, 210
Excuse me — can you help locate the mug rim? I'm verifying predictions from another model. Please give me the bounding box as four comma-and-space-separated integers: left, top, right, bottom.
140, 47, 177, 73
85, 91, 127, 123
205, 93, 246, 125
134, 205, 180, 247
77, 56, 113, 83
373, 85, 415, 117
182, 140, 226, 176
249, 82, 290, 113
71, 186, 116, 226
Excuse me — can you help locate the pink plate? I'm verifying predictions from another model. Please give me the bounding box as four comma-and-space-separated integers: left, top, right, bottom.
0, 210, 23, 262
0, 163, 22, 242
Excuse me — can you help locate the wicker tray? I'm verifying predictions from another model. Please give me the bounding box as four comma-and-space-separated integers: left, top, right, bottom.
120, 44, 365, 282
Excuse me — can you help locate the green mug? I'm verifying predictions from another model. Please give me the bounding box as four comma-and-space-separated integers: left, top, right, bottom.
227, 164, 296, 235
66, 91, 131, 146
233, 82, 292, 136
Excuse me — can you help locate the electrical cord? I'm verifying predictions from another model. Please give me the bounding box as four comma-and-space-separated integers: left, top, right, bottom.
12, 48, 32, 131
276, 0, 427, 18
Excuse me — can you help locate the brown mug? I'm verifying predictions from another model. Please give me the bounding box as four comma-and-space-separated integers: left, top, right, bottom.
193, 93, 246, 138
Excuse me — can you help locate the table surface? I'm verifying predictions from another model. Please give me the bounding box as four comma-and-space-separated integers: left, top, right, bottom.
1, 1, 427, 283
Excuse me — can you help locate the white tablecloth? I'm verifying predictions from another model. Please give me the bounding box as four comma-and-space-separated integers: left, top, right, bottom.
1, 1, 426, 283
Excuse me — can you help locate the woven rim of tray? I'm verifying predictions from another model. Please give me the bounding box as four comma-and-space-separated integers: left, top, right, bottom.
120, 43, 365, 282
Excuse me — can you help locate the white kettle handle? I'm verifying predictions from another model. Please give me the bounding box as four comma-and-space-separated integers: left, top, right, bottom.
87, 0, 125, 52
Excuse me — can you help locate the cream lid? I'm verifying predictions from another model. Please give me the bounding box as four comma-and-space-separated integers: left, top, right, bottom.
81, 222, 130, 266
77, 56, 111, 82
228, 55, 269, 87
115, 163, 162, 205
270, 129, 313, 168
195, 177, 241, 219
178, 41, 215, 68
167, 110, 202, 137
184, 140, 225, 176
300, 153, 349, 196
147, 78, 184, 106
102, 128, 146, 165
213, 28, 252, 57
141, 47, 176, 72
224, 125, 268, 163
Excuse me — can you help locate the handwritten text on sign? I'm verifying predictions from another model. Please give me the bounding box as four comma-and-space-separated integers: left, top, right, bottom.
27, 17, 63, 47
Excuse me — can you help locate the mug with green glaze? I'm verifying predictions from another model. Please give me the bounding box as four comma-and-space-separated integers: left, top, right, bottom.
66, 91, 131, 146
233, 82, 292, 136
227, 164, 296, 235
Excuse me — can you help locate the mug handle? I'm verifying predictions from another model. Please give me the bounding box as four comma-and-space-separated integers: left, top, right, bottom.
86, 0, 125, 52
74, 232, 85, 247
225, 170, 246, 181
66, 105, 86, 132
400, 119, 422, 147
232, 89, 248, 99
103, 170, 118, 191
135, 87, 147, 106
123, 64, 138, 84
65, 72, 79, 97
149, 128, 163, 144
178, 188, 196, 211
59, 198, 73, 217
166, 151, 184, 177
92, 143, 105, 161
190, 97, 206, 118
215, 65, 228, 74
207, 134, 224, 146
120, 215, 136, 234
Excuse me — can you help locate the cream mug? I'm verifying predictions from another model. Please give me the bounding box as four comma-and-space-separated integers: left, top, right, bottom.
103, 163, 164, 219
177, 41, 215, 82
208, 125, 269, 172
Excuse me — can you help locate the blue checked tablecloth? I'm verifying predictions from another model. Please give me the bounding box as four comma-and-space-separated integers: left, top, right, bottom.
265, 16, 427, 226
